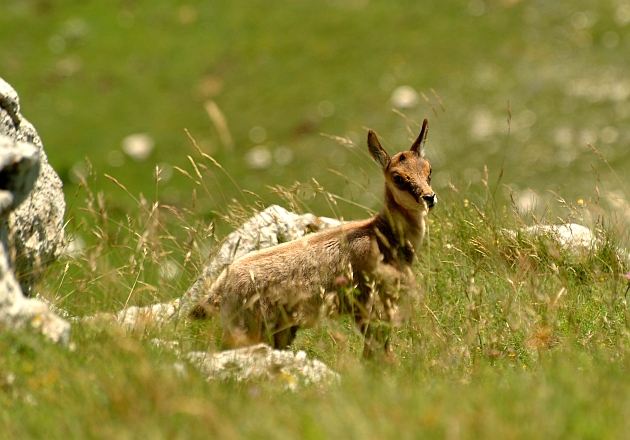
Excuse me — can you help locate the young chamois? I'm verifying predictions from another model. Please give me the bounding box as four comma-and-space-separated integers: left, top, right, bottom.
192, 119, 436, 357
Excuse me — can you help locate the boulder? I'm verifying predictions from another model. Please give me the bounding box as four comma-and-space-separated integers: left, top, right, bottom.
150, 339, 340, 390
0, 136, 69, 343
0, 77, 66, 293
0, 77, 69, 343
186, 343, 340, 390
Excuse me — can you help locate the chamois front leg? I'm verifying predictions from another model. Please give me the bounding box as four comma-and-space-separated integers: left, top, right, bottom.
221, 316, 264, 350
354, 289, 393, 360
220, 296, 266, 349
356, 317, 393, 360
355, 268, 405, 359
270, 325, 300, 349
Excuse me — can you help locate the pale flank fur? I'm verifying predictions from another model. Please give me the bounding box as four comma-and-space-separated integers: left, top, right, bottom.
192, 119, 437, 357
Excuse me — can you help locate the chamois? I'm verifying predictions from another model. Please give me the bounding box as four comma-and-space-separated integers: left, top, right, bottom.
192, 119, 436, 357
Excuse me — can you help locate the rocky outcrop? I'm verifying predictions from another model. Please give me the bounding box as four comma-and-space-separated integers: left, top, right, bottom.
0, 78, 66, 294
0, 77, 69, 343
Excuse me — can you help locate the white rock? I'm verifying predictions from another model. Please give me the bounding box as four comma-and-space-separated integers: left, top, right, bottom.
114, 299, 181, 331
186, 343, 340, 390
0, 77, 69, 343
524, 223, 597, 250
0, 77, 66, 295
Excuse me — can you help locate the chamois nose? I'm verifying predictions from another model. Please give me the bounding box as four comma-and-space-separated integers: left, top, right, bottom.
422, 193, 437, 209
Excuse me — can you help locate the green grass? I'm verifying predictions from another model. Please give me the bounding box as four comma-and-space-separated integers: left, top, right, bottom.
4, 326, 630, 439
2, 0, 630, 218
1, 155, 627, 438
3, 0, 630, 438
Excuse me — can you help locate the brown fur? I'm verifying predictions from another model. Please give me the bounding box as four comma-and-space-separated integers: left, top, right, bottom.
192, 119, 436, 357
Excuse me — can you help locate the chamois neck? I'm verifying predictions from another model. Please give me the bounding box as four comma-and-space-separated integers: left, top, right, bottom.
372, 190, 426, 264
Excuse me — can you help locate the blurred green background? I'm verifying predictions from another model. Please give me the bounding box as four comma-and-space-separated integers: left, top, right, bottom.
2, 0, 629, 220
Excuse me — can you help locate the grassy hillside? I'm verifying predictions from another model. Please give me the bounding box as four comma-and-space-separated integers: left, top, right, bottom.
2, 171, 630, 438
2, 0, 630, 219
2, 0, 630, 438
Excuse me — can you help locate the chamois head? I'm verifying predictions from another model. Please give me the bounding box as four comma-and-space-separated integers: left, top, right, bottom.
367, 119, 436, 212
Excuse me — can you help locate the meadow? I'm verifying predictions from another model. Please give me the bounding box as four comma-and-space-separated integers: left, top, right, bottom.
2, 0, 630, 438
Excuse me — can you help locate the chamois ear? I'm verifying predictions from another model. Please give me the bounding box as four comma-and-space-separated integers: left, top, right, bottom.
410, 119, 429, 157
367, 130, 390, 168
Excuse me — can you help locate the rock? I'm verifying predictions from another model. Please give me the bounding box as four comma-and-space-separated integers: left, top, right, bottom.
0, 77, 66, 294
0, 137, 39, 215
505, 222, 629, 264
113, 299, 181, 331
523, 223, 597, 250
0, 77, 69, 343
186, 343, 340, 390
503, 223, 596, 250
150, 339, 340, 390
1, 286, 70, 345
0, 137, 70, 343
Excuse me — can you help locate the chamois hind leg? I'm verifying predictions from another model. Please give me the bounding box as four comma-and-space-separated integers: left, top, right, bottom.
354, 313, 374, 359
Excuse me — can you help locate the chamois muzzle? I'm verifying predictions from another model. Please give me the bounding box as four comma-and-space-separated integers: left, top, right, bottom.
423, 193, 437, 209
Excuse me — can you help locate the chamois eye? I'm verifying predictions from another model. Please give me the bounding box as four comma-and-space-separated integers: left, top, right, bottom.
392, 175, 404, 185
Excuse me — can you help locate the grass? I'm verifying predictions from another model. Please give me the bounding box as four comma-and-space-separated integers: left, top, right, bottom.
2, 0, 630, 437
2, 0, 630, 218
2, 139, 630, 438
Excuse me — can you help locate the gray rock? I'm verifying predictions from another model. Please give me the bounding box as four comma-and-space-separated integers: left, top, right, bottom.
96, 298, 178, 330
504, 222, 630, 265
0, 137, 39, 215
0, 137, 70, 343
0, 284, 70, 345
149, 338, 340, 390
0, 77, 66, 294
0, 78, 69, 343
186, 343, 340, 390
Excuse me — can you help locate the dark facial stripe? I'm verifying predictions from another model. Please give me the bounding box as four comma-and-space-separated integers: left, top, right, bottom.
393, 179, 421, 203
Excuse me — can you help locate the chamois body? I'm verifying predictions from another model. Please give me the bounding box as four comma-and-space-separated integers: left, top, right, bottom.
193, 120, 436, 356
